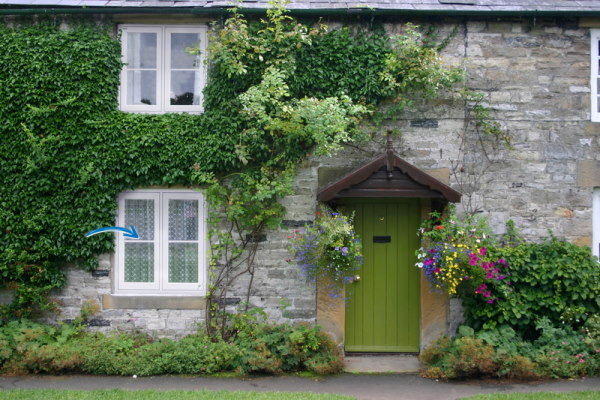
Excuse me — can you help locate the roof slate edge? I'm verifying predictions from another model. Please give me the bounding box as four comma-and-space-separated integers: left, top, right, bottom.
2, 4, 600, 15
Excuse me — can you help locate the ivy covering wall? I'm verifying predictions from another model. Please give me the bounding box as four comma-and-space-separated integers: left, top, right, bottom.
0, 11, 464, 320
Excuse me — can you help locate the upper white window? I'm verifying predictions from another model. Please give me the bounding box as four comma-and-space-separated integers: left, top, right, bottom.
115, 190, 207, 295
119, 25, 207, 113
591, 29, 600, 122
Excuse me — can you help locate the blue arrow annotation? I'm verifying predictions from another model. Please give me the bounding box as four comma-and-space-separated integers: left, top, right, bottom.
85, 226, 139, 239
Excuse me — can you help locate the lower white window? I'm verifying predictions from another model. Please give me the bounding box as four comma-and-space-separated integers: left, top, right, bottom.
115, 190, 207, 295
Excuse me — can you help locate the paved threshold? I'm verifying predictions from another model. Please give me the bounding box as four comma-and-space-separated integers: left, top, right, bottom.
344, 354, 420, 373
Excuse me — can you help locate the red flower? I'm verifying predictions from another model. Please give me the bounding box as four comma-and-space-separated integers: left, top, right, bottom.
435, 225, 444, 230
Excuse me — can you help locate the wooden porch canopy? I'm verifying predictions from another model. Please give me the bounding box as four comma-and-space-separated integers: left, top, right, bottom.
317, 150, 461, 202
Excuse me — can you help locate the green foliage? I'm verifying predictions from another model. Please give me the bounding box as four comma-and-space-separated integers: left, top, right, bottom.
421, 319, 600, 381
0, 314, 342, 376
381, 23, 464, 112
462, 238, 600, 337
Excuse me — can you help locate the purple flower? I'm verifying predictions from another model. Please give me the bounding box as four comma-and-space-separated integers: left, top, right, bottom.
342, 246, 348, 255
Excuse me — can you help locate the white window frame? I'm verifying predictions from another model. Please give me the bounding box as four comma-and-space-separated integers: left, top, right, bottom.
593, 187, 600, 260
119, 25, 208, 113
591, 29, 600, 122
115, 189, 207, 295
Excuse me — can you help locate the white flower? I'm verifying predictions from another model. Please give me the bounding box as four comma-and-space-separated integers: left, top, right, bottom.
416, 262, 424, 268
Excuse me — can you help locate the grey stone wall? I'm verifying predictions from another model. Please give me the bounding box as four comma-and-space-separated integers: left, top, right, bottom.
43, 15, 599, 338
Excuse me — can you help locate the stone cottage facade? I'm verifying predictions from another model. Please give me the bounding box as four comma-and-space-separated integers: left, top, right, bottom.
2, 0, 600, 351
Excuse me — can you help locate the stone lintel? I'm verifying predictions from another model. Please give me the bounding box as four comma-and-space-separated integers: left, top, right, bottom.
576, 160, 600, 187
102, 295, 205, 310
579, 17, 600, 28
112, 14, 213, 24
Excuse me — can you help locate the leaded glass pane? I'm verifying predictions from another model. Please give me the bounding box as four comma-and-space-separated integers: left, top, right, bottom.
127, 70, 157, 106
170, 33, 200, 69
169, 243, 198, 283
127, 32, 157, 68
170, 71, 199, 105
169, 200, 198, 240
124, 242, 154, 282
125, 199, 154, 240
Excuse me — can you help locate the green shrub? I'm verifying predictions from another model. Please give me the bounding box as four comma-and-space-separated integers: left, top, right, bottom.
462, 238, 600, 339
0, 316, 342, 376
420, 322, 600, 380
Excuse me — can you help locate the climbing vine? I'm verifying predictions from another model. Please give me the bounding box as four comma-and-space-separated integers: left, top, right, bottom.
0, 4, 503, 326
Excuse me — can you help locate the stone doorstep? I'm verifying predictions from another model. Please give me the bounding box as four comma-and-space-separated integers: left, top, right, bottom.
343, 354, 421, 374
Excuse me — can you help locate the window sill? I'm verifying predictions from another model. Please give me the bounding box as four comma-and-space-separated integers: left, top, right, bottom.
102, 294, 206, 310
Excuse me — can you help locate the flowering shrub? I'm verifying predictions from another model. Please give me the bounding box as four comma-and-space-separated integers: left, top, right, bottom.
288, 207, 363, 294
416, 205, 511, 303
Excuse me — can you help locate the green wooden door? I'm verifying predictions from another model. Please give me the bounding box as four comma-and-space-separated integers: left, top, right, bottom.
343, 198, 421, 352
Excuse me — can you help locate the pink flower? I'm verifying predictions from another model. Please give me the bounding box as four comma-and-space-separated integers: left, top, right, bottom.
484, 291, 491, 298
566, 361, 571, 364
579, 359, 585, 363
562, 341, 566, 345
487, 299, 494, 304
498, 258, 506, 265
479, 247, 487, 256
464, 276, 470, 280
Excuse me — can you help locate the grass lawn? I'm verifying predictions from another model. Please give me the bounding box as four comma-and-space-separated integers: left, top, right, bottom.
0, 389, 355, 400
464, 392, 600, 400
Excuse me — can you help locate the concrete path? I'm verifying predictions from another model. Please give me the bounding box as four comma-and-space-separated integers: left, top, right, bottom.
0, 374, 599, 400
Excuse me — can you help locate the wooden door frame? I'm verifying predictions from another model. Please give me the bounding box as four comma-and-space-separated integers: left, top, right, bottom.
315, 197, 449, 353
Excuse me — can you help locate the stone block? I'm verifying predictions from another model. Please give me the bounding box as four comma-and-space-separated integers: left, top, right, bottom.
166, 319, 188, 330
577, 160, 600, 187
147, 319, 166, 330
102, 295, 206, 310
